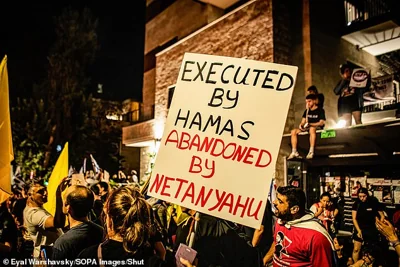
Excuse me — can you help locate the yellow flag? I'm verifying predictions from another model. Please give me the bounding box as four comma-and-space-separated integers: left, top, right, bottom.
0, 55, 14, 203
43, 142, 69, 216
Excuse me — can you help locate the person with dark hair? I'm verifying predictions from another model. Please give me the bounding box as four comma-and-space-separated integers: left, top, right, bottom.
97, 181, 109, 203
349, 242, 383, 267
334, 63, 371, 127
310, 192, 338, 237
307, 85, 325, 109
263, 186, 335, 266
0, 200, 18, 262
351, 187, 385, 262
23, 179, 66, 259
288, 94, 326, 160
52, 185, 104, 261
90, 184, 103, 225
76, 185, 170, 267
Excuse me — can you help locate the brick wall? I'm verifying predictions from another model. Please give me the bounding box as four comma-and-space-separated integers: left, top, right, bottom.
155, 0, 274, 125
142, 69, 156, 119
120, 146, 141, 177
145, 0, 209, 55
122, 119, 155, 144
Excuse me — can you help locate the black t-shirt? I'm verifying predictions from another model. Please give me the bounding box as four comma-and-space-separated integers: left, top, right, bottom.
194, 214, 260, 267
302, 108, 326, 124
52, 221, 104, 260
352, 197, 382, 229
75, 239, 166, 267
0, 205, 18, 262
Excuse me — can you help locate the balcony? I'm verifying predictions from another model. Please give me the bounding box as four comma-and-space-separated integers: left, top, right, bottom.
344, 0, 395, 27
123, 104, 155, 124
342, 0, 400, 55
122, 119, 155, 147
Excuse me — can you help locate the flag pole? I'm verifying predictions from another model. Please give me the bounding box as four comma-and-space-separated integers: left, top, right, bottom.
188, 212, 200, 248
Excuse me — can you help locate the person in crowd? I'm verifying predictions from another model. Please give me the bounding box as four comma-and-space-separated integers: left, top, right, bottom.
310, 192, 338, 237
23, 179, 66, 259
307, 85, 324, 108
352, 187, 385, 262
97, 181, 109, 203
243, 199, 274, 262
52, 185, 104, 261
10, 185, 28, 228
193, 214, 260, 267
90, 184, 103, 225
334, 63, 371, 127
130, 170, 139, 184
0, 200, 18, 263
288, 94, 326, 160
76, 185, 170, 267
352, 181, 362, 197
173, 207, 196, 251
334, 237, 354, 267
263, 186, 335, 266
349, 243, 383, 267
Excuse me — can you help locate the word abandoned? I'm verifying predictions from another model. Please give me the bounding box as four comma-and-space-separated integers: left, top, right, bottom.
150, 173, 263, 220
180, 60, 295, 91
165, 129, 272, 168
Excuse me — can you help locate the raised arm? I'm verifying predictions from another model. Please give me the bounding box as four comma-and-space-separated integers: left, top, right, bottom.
263, 241, 275, 266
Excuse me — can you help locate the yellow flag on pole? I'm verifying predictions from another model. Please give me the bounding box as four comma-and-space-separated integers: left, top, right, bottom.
0, 55, 14, 203
43, 142, 69, 216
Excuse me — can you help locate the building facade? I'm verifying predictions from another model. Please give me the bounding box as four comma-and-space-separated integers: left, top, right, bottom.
122, 0, 400, 184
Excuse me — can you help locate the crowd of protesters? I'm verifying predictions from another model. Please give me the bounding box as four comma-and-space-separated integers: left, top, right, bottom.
1, 63, 398, 266
0, 169, 400, 267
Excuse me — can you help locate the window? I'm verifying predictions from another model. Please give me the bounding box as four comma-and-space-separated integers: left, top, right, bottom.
168, 85, 176, 108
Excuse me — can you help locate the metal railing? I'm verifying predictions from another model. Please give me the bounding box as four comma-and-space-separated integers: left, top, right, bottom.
344, 0, 392, 26
124, 104, 155, 124
363, 81, 399, 113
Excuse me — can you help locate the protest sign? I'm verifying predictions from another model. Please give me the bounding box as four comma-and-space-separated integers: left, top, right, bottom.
363, 74, 395, 106
148, 53, 297, 228
350, 68, 369, 88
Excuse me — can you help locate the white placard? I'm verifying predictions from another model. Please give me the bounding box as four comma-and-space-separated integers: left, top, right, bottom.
148, 53, 297, 228
350, 68, 369, 88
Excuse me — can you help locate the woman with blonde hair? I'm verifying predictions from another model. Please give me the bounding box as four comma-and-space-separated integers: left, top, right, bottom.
76, 185, 168, 266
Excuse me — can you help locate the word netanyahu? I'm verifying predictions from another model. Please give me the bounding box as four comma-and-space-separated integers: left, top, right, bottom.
150, 173, 263, 220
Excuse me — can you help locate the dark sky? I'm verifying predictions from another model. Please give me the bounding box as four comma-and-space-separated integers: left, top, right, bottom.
0, 2, 145, 102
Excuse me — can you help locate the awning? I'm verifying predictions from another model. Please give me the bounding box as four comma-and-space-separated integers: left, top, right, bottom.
342, 20, 400, 56
280, 118, 400, 166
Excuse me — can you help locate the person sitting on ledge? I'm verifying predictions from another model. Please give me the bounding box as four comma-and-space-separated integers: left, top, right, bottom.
288, 94, 326, 160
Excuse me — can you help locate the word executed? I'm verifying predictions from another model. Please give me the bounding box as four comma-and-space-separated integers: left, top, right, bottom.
181, 61, 295, 91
